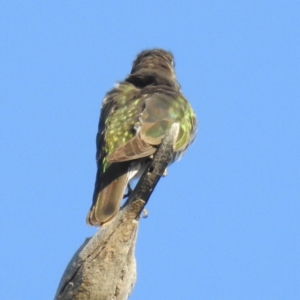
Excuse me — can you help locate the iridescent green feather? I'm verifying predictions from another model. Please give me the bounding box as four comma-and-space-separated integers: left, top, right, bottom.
141, 94, 196, 152
103, 84, 143, 171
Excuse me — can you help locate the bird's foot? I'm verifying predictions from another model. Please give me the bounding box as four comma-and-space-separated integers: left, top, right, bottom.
142, 208, 148, 218
123, 184, 133, 198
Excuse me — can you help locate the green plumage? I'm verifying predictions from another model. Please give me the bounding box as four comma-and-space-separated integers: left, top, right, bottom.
104, 84, 144, 168
86, 49, 197, 226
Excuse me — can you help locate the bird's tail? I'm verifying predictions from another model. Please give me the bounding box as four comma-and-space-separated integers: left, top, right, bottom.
86, 163, 130, 226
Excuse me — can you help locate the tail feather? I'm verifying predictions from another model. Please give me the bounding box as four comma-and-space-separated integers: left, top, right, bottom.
87, 173, 129, 226
86, 162, 131, 226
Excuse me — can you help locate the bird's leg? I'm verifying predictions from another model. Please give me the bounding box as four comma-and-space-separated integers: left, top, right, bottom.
123, 183, 133, 199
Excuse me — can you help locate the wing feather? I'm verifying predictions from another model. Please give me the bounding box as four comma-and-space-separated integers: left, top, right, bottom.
106, 134, 156, 162
106, 91, 191, 163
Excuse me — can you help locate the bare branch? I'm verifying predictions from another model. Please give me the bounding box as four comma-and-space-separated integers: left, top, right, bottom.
54, 123, 178, 300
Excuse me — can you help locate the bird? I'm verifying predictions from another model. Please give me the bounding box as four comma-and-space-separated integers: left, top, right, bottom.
86, 49, 197, 226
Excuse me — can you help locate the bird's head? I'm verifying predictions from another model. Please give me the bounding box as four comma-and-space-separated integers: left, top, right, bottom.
131, 49, 176, 80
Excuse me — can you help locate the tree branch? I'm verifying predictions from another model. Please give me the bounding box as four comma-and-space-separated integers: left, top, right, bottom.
54, 123, 178, 300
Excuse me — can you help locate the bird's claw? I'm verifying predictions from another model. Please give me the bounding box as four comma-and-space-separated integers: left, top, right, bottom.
162, 168, 167, 176
142, 208, 148, 218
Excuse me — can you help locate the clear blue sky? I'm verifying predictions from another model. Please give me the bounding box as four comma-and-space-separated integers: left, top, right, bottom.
1, 1, 299, 299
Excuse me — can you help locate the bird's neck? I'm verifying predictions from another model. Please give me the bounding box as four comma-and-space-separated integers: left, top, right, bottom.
125, 69, 180, 91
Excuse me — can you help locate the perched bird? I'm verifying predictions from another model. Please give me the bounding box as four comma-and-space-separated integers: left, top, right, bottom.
86, 49, 197, 226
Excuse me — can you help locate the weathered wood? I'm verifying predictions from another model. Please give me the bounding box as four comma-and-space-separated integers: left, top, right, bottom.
54, 124, 178, 300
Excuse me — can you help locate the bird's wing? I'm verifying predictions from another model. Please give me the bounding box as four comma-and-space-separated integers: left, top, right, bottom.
106, 91, 192, 162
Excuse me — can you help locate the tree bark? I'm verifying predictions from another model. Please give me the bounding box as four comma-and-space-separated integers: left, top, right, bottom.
54, 124, 178, 300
